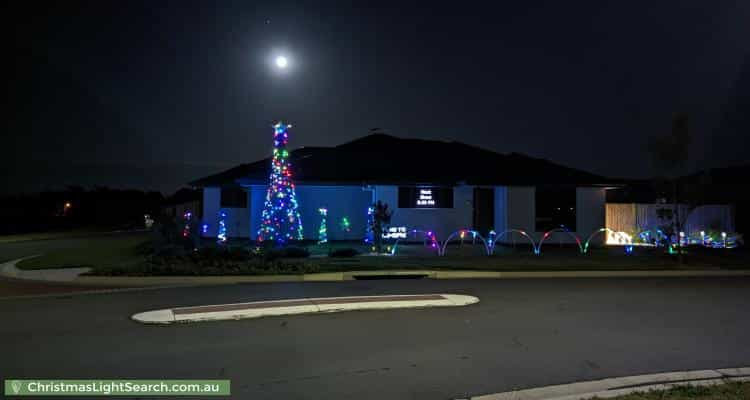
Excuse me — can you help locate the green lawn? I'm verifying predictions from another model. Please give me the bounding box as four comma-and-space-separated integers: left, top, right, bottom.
16, 233, 150, 270
589, 381, 750, 399
312, 243, 750, 271
0, 230, 110, 244
13, 234, 750, 275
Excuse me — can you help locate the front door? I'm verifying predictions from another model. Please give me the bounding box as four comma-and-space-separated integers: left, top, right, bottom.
473, 188, 494, 236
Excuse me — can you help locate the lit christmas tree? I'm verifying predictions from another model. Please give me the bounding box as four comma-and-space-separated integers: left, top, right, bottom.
318, 208, 328, 244
257, 121, 303, 245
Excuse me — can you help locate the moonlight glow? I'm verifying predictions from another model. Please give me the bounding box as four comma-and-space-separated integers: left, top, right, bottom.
275, 56, 288, 68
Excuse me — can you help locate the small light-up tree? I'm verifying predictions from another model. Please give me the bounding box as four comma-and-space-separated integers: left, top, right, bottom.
318, 207, 328, 244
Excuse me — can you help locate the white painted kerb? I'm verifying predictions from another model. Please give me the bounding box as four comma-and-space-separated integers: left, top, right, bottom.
132, 294, 479, 324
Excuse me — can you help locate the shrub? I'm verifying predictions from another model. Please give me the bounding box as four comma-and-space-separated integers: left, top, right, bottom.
154, 244, 186, 257
263, 246, 310, 261
87, 257, 320, 276
283, 246, 310, 258
329, 248, 359, 258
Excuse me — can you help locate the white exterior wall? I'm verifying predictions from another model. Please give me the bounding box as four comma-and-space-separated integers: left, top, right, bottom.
576, 187, 607, 245
246, 185, 372, 241
498, 186, 536, 244
493, 186, 508, 233
373, 185, 474, 239
202, 183, 608, 244
201, 187, 251, 238
493, 186, 606, 245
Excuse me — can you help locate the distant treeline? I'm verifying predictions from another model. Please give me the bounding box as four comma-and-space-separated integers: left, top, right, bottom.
0, 186, 165, 235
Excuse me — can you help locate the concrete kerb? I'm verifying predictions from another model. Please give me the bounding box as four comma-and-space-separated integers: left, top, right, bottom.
78, 269, 750, 287
4, 257, 750, 289
463, 367, 750, 400
131, 293, 480, 324
0, 255, 91, 282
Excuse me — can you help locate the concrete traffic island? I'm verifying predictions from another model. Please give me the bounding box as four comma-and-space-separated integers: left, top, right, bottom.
462, 367, 750, 400
132, 293, 479, 324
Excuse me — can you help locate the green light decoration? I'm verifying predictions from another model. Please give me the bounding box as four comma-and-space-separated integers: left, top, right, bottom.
318, 207, 328, 244
340, 216, 351, 232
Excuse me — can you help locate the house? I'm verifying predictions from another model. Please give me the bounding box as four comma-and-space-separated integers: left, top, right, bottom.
189, 134, 619, 245
162, 187, 202, 220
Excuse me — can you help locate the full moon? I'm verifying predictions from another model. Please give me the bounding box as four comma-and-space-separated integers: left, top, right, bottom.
275, 56, 288, 68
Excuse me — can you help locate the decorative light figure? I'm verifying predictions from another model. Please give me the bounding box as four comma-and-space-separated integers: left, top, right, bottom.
426, 231, 439, 249
700, 231, 705, 246
364, 206, 375, 244
721, 232, 727, 248
318, 208, 328, 244
144, 214, 154, 229
182, 211, 192, 238
340, 216, 351, 232
257, 121, 303, 246
217, 210, 228, 244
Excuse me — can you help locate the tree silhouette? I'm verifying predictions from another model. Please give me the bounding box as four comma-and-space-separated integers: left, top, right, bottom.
648, 112, 692, 262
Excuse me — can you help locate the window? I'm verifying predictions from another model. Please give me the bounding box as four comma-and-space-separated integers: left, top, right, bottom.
398, 187, 454, 208
220, 187, 247, 208
535, 186, 576, 231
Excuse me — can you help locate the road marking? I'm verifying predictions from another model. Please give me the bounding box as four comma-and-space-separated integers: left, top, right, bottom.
132, 293, 479, 324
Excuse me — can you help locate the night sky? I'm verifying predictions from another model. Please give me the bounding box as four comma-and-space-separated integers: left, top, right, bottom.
6, 1, 750, 194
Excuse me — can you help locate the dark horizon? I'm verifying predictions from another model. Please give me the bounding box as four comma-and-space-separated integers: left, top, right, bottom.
7, 0, 750, 194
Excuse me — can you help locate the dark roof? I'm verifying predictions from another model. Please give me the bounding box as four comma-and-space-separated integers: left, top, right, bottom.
190, 134, 613, 187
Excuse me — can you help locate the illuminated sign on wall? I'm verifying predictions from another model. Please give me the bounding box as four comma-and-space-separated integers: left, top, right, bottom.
398, 187, 454, 208
382, 226, 408, 239
417, 189, 435, 206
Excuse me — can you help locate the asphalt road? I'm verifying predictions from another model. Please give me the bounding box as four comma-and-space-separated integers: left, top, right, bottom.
1, 277, 749, 399
0, 235, 140, 297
